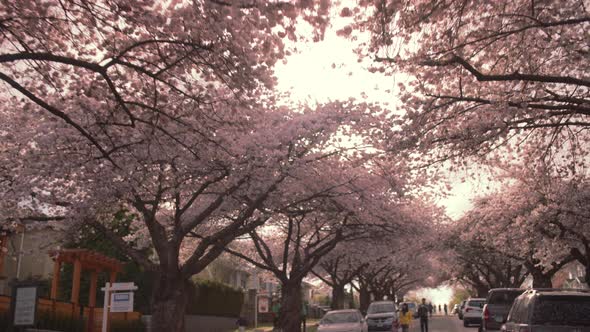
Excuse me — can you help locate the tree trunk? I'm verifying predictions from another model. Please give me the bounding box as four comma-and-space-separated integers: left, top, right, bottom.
331, 284, 346, 310
279, 281, 303, 332
359, 285, 370, 314
531, 271, 553, 288
151, 271, 190, 332
475, 285, 489, 298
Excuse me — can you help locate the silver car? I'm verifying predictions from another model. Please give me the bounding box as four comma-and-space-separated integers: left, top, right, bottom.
317, 309, 368, 332
502, 289, 590, 332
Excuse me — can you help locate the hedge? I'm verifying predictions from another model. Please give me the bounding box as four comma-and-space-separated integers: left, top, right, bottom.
0, 310, 145, 332
187, 279, 244, 317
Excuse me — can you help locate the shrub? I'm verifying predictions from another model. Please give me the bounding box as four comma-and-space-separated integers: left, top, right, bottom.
35, 311, 85, 332
111, 319, 147, 332
187, 279, 244, 317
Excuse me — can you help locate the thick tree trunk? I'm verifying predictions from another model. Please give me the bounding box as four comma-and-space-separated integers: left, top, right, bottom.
331, 284, 346, 310
151, 271, 190, 332
475, 285, 489, 298
372, 291, 385, 302
279, 282, 303, 332
531, 271, 553, 288
359, 285, 370, 314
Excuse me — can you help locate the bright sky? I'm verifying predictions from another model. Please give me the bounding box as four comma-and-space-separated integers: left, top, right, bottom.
409, 286, 454, 306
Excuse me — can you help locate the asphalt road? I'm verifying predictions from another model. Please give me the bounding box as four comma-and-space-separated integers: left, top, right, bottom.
408, 315, 480, 332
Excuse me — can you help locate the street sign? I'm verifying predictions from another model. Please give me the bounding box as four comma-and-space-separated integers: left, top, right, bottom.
13, 286, 37, 326
110, 292, 134, 313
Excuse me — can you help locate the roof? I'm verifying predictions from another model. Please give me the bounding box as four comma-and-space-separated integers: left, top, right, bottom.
489, 288, 525, 292
49, 249, 123, 273
533, 290, 590, 297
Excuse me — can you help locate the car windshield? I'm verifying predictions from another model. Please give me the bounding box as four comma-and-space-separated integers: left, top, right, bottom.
321, 312, 360, 325
368, 303, 395, 314
488, 291, 524, 305
468, 300, 485, 307
532, 296, 590, 326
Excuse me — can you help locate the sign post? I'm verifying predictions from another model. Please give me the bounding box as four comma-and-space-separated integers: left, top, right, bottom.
101, 282, 138, 332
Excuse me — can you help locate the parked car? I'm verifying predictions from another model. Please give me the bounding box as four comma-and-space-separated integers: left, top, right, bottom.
365, 301, 399, 331
317, 309, 368, 332
502, 289, 590, 332
482, 288, 525, 331
458, 300, 467, 320
462, 298, 486, 327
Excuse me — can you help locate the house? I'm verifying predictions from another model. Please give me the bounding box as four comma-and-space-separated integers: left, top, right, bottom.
0, 225, 63, 295
552, 262, 588, 289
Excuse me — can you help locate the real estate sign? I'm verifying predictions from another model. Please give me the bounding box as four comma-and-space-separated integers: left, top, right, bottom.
110, 291, 134, 313
13, 286, 37, 326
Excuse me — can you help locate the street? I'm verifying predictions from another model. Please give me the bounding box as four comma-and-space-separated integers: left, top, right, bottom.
408, 316, 478, 332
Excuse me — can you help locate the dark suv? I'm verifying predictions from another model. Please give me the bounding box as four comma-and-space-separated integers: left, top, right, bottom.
502, 289, 590, 332
482, 288, 525, 331
365, 301, 398, 331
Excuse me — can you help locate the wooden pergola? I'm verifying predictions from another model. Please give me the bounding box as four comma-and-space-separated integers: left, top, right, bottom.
49, 249, 123, 307
0, 232, 7, 279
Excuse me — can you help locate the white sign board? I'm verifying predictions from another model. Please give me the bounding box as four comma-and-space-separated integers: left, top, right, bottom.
258, 297, 269, 313
110, 282, 138, 291
14, 286, 37, 326
110, 292, 134, 313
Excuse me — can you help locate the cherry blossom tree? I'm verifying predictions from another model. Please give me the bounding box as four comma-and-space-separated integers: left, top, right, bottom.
443, 235, 529, 296
0, 1, 347, 330
312, 242, 369, 310
474, 166, 590, 285
226, 160, 416, 332
351, 0, 590, 163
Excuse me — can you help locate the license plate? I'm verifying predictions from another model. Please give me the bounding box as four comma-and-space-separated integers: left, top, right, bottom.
494, 316, 504, 323
377, 323, 383, 327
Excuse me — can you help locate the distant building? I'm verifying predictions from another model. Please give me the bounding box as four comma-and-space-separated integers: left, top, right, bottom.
552, 262, 588, 289
0, 225, 63, 295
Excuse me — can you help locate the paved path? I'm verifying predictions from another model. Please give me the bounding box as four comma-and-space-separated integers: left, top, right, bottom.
408, 315, 479, 332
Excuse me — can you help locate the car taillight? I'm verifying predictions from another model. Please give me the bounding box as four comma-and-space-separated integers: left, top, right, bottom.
483, 306, 490, 321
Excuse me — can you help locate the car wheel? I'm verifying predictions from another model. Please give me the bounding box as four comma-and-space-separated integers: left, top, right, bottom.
463, 319, 469, 327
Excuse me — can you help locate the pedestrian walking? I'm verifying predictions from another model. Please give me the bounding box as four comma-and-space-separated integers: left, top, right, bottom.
438, 304, 441, 314
428, 302, 433, 317
444, 303, 448, 316
236, 316, 247, 332
301, 301, 308, 332
417, 298, 429, 332
399, 303, 413, 332
272, 300, 281, 330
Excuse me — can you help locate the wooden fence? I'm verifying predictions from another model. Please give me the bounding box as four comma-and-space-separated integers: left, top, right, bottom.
0, 295, 141, 332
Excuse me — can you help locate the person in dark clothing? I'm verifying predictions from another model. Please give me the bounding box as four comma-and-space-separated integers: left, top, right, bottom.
438, 304, 442, 313
428, 302, 433, 317
236, 317, 247, 332
417, 298, 429, 332
444, 303, 448, 315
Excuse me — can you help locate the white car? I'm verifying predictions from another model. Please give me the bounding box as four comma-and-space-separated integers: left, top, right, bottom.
317, 309, 368, 332
463, 298, 486, 327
